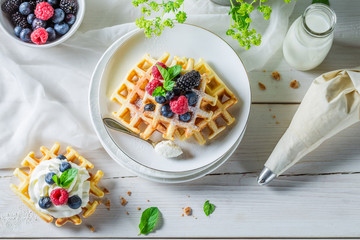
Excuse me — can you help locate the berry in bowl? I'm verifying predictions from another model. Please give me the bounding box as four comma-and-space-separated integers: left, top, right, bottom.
0, 0, 85, 47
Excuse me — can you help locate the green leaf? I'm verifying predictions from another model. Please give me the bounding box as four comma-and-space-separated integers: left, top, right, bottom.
163, 80, 175, 91
167, 65, 182, 81
157, 64, 170, 81
203, 200, 215, 216
52, 175, 60, 186
139, 207, 160, 235
152, 86, 166, 97
311, 0, 330, 6
59, 168, 78, 188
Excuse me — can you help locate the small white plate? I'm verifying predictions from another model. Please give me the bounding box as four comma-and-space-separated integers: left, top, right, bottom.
89, 24, 251, 176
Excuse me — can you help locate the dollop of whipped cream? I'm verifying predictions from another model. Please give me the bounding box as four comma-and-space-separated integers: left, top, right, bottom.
154, 141, 183, 158
29, 158, 90, 218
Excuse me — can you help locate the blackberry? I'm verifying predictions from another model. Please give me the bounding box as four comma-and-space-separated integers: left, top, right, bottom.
11, 12, 29, 28
1, 0, 22, 14
36, 0, 45, 4
59, 0, 77, 14
176, 70, 201, 91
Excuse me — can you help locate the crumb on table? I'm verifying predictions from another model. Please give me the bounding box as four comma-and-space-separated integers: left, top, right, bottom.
105, 199, 111, 211
102, 187, 110, 194
263, 69, 266, 72
184, 207, 192, 216
181, 213, 184, 217
87, 224, 95, 232
137, 207, 141, 211
272, 71, 281, 80
126, 211, 129, 215
290, 80, 299, 89
120, 197, 127, 206
258, 82, 266, 90
272, 115, 276, 119
127, 191, 131, 196
147, 200, 150, 202
276, 121, 280, 124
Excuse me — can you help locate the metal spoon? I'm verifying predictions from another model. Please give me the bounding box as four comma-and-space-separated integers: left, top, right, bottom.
102, 117, 158, 148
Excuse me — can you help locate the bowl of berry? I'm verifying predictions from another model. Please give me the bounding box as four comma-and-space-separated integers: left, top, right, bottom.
0, 0, 84, 47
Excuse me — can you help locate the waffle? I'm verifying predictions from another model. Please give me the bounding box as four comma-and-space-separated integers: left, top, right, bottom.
111, 53, 237, 144
10, 143, 105, 227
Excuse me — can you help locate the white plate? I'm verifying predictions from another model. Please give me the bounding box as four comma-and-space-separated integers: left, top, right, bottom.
89, 24, 251, 177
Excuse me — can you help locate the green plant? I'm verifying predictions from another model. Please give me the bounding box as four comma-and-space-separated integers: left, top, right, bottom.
203, 200, 216, 216
138, 207, 160, 235
52, 168, 78, 188
132, 0, 292, 50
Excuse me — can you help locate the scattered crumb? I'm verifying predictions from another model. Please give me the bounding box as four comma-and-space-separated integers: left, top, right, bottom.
181, 213, 184, 217
126, 211, 129, 215
272, 115, 276, 119
181, 207, 184, 209
137, 207, 141, 211
127, 191, 132, 196
187, 195, 190, 198
272, 71, 281, 80
120, 197, 127, 206
258, 82, 266, 90
290, 80, 299, 89
102, 188, 110, 194
269, 108, 272, 112
147, 200, 150, 202
262, 69, 266, 72
105, 200, 111, 211
184, 207, 192, 216
87, 224, 95, 232
194, 217, 198, 220
276, 121, 280, 124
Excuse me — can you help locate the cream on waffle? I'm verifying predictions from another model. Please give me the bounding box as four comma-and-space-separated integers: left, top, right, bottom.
111, 53, 238, 145
10, 143, 105, 227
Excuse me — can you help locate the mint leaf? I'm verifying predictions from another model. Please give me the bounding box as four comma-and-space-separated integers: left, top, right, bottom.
52, 175, 60, 186
167, 65, 182, 81
311, 0, 330, 6
59, 168, 78, 188
157, 64, 170, 81
203, 200, 215, 216
152, 86, 166, 97
139, 207, 160, 235
163, 80, 175, 91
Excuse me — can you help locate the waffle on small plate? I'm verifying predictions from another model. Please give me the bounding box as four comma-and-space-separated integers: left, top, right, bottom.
111, 52, 238, 145
10, 143, 104, 227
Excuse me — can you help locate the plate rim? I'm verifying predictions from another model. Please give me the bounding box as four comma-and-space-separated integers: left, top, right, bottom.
89, 23, 252, 181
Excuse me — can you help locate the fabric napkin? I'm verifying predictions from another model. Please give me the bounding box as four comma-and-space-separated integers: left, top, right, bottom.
0, 0, 295, 168
265, 68, 360, 175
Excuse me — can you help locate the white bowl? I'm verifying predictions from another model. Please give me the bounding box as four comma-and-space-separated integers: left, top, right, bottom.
0, 0, 85, 48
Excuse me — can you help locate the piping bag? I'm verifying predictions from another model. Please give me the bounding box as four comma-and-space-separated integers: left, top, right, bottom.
258, 68, 360, 185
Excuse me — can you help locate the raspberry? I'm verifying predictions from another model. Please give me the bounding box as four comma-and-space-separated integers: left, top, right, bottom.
145, 79, 163, 96
35, 2, 54, 20
31, 27, 48, 45
170, 96, 188, 115
50, 188, 69, 205
152, 62, 167, 79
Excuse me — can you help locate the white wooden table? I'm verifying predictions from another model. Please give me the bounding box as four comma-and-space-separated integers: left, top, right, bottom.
1, 0, 360, 238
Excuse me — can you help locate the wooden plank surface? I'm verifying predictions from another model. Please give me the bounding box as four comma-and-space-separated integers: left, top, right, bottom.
1, 0, 360, 238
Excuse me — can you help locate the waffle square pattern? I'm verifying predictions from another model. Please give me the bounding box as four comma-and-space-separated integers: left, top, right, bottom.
111, 53, 238, 145
10, 143, 105, 227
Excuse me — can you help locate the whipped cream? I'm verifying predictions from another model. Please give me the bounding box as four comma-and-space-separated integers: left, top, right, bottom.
28, 158, 90, 218
154, 141, 183, 158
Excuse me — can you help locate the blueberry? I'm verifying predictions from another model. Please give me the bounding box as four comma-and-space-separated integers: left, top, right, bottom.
185, 91, 198, 106
27, 13, 35, 24
19, 28, 32, 42
67, 195, 82, 209
179, 112, 192, 122
45, 172, 56, 184
65, 13, 76, 25
165, 91, 175, 101
172, 87, 182, 96
47, 0, 58, 6
46, 27, 56, 41
51, 8, 65, 23
144, 103, 155, 111
19, 2, 31, 15
155, 96, 166, 104
59, 161, 71, 172
161, 104, 174, 118
54, 22, 69, 35
56, 154, 67, 160
39, 197, 52, 209
32, 18, 46, 29
14, 26, 22, 37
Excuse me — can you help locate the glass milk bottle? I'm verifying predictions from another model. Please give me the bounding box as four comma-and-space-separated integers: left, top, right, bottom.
283, 4, 337, 71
